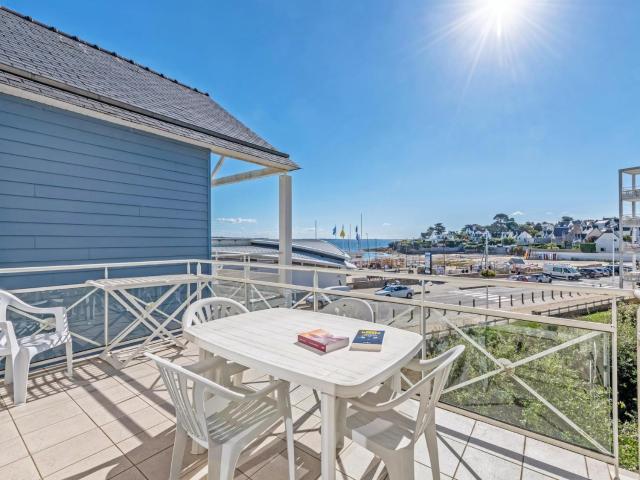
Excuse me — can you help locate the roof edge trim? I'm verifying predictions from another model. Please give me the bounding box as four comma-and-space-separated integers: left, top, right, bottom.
0, 61, 290, 159
0, 82, 298, 171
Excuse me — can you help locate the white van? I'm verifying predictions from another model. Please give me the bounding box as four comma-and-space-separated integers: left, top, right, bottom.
543, 263, 581, 280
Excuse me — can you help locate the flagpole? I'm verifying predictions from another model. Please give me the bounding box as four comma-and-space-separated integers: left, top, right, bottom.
349, 224, 352, 254
360, 213, 363, 252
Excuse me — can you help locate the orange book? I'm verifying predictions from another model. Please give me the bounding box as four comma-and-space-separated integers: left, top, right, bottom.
297, 329, 349, 353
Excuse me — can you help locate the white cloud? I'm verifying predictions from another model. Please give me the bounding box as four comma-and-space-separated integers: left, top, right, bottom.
382, 222, 392, 227
511, 211, 525, 217
545, 211, 554, 216
215, 217, 257, 224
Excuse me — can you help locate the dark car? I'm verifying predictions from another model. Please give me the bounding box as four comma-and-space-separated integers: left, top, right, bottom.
579, 268, 599, 278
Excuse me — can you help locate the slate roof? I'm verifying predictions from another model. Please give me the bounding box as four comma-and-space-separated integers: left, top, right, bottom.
0, 7, 296, 169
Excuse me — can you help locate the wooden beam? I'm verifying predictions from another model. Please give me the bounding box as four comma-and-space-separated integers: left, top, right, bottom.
210, 156, 225, 182
211, 167, 283, 187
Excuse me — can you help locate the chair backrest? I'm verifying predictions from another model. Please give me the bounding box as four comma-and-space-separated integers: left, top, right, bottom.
0, 290, 32, 356
400, 345, 465, 444
0, 289, 67, 336
146, 352, 240, 444
0, 290, 34, 321
321, 298, 375, 323
182, 297, 249, 329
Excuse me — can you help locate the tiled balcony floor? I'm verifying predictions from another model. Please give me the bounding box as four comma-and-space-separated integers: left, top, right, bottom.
0, 344, 635, 480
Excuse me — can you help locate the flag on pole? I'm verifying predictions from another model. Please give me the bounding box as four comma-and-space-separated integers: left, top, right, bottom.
356, 232, 360, 241
339, 225, 346, 238
332, 225, 337, 236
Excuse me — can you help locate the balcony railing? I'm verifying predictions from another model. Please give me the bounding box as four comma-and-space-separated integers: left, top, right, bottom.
0, 258, 635, 475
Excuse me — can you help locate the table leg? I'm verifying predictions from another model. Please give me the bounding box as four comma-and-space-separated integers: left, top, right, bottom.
391, 372, 402, 394
321, 392, 337, 480
336, 398, 346, 450
191, 348, 209, 455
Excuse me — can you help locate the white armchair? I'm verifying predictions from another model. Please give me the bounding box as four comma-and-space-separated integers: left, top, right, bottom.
182, 297, 250, 387
0, 290, 73, 405
146, 352, 296, 480
342, 345, 465, 480
321, 298, 375, 322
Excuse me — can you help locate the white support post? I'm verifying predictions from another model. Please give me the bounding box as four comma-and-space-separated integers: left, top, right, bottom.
279, 174, 293, 307
611, 297, 620, 480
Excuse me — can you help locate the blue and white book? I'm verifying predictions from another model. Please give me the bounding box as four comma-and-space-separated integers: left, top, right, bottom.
351, 329, 385, 351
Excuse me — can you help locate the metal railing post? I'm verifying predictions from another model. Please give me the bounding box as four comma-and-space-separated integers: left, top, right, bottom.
186, 261, 191, 302
313, 270, 319, 312
611, 297, 620, 480
196, 262, 202, 301
421, 279, 426, 360
243, 262, 250, 310
103, 267, 109, 349
531, 292, 535, 303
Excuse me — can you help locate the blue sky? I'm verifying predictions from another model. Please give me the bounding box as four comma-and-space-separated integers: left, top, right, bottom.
5, 0, 640, 238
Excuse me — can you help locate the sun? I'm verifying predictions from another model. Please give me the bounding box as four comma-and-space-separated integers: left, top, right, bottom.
480, 0, 531, 39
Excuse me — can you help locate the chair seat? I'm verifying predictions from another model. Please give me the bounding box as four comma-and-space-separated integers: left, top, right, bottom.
205, 390, 281, 445
345, 404, 417, 452
15, 331, 70, 357
344, 384, 422, 453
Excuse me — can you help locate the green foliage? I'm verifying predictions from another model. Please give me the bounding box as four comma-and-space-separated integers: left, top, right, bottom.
429, 322, 615, 453
580, 242, 596, 253
620, 420, 638, 471
480, 269, 496, 278
580, 304, 638, 470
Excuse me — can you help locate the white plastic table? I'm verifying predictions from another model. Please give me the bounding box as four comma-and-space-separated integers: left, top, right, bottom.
184, 308, 423, 480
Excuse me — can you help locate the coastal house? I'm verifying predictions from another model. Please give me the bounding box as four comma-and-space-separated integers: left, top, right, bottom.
595, 231, 620, 253
584, 227, 603, 242
0, 7, 298, 286
516, 231, 533, 245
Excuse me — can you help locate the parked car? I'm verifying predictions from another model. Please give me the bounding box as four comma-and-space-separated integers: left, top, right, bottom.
593, 267, 610, 277
603, 265, 620, 275
527, 274, 552, 283
508, 274, 529, 282
543, 263, 581, 280
375, 284, 414, 299
579, 268, 599, 278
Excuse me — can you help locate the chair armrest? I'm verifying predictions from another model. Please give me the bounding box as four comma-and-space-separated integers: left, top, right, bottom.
51, 307, 69, 335
241, 380, 286, 401
405, 357, 442, 372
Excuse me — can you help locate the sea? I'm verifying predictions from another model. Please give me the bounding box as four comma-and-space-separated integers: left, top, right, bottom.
325, 238, 395, 254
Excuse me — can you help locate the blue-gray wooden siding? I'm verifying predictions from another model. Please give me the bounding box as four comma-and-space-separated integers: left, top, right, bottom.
0, 93, 212, 275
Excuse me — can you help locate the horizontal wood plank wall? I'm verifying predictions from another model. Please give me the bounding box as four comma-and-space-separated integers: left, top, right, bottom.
0, 93, 211, 270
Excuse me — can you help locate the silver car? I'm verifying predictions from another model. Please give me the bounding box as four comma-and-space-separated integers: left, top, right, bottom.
375, 284, 414, 299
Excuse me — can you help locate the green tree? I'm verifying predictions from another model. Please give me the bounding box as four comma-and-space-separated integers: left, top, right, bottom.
433, 223, 446, 235
493, 213, 510, 224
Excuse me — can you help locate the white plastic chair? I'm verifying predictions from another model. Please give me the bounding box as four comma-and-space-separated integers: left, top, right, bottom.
321, 298, 375, 322
182, 297, 250, 386
0, 290, 73, 405
146, 352, 296, 480
342, 345, 465, 480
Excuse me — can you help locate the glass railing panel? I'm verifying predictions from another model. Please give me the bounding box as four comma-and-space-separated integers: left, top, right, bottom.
431, 311, 614, 455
